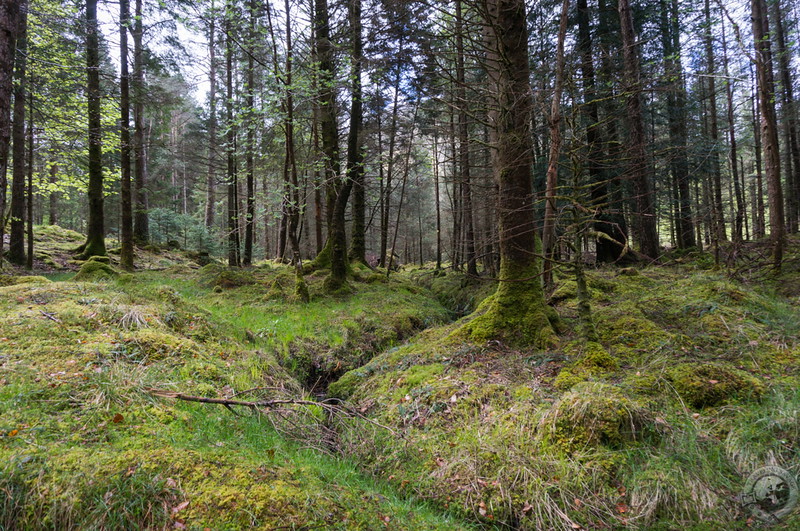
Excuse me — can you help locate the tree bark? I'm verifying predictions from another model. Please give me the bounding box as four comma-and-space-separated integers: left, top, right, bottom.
119, 0, 134, 270
225, 0, 239, 267
348, 0, 366, 265
455, 0, 477, 277
752, 0, 785, 268
0, 0, 19, 261
132, 0, 149, 244
80, 0, 106, 258
8, 0, 27, 265
205, 0, 217, 230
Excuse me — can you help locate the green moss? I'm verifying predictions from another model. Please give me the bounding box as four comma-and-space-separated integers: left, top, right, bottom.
74, 259, 118, 281
112, 329, 200, 363
455, 258, 556, 348
294, 269, 310, 303
665, 362, 764, 408
540, 382, 653, 451
0, 275, 52, 286
197, 264, 255, 289
554, 342, 619, 390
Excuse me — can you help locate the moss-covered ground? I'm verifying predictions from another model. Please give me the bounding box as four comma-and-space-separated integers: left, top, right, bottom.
0, 228, 470, 530
3, 228, 800, 529
332, 260, 800, 529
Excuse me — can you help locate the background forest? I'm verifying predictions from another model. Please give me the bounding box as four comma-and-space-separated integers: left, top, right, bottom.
0, 0, 797, 274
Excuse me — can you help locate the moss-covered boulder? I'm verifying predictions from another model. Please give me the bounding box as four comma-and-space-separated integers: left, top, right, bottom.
665, 362, 764, 408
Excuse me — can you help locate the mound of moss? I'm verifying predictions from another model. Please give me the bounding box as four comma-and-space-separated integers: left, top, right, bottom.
197, 263, 256, 289
0, 275, 52, 287
74, 256, 118, 281
665, 362, 764, 408
553, 341, 619, 390
539, 382, 653, 450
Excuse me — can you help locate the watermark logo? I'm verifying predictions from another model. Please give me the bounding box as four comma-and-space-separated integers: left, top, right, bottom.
740, 466, 798, 523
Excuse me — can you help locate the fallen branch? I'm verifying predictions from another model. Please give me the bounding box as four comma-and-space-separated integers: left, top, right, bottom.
149, 389, 323, 409
147, 388, 403, 439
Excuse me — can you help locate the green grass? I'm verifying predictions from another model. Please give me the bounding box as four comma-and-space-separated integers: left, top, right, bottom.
0, 254, 471, 530
4, 226, 800, 530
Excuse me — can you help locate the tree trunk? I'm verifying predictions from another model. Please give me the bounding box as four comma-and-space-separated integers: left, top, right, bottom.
205, 0, 217, 230
8, 0, 27, 265
283, 0, 301, 264
770, 0, 800, 233
312, 0, 349, 290
132, 0, 148, 244
752, 0, 785, 268
225, 0, 239, 267
542, 0, 569, 288
379, 55, 403, 268
48, 163, 57, 225
80, 0, 106, 258
25, 89, 32, 269
348, 0, 366, 265
461, 0, 555, 347
702, 0, 726, 243
455, 0, 477, 277
618, 0, 658, 259
750, 66, 765, 239
243, 0, 256, 266
433, 132, 442, 270
0, 0, 19, 262
119, 0, 134, 270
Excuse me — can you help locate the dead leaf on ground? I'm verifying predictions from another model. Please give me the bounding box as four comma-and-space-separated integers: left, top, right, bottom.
172, 501, 190, 515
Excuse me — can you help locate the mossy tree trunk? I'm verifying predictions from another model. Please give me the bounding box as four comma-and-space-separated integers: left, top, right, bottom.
461, 0, 555, 348
80, 0, 106, 259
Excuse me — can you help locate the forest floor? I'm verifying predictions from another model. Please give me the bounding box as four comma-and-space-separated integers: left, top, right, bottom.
1, 226, 799, 530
